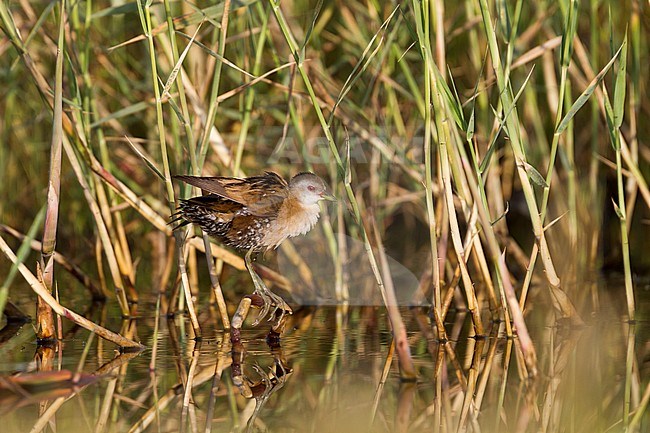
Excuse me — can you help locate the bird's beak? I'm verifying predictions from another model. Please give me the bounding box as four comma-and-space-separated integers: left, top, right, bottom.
320, 192, 337, 202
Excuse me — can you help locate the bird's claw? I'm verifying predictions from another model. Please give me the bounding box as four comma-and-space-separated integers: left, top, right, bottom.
267, 297, 293, 328
251, 289, 272, 326
267, 292, 292, 330
251, 289, 292, 328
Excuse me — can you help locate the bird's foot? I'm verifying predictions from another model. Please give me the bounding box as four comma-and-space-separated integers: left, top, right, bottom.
251, 289, 272, 326
251, 289, 292, 328
267, 290, 292, 328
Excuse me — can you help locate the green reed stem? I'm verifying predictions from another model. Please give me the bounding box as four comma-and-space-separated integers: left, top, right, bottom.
606, 33, 635, 321
137, 0, 201, 336
520, 0, 579, 305
198, 0, 231, 173
412, 0, 441, 323
233, 3, 269, 175
478, 0, 580, 322
37, 0, 67, 342
414, 0, 485, 334
269, 0, 416, 379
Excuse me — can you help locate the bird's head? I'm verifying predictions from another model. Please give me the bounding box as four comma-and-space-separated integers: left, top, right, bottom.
289, 172, 336, 205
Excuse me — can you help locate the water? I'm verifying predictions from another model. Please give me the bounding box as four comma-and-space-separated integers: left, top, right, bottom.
0, 277, 649, 433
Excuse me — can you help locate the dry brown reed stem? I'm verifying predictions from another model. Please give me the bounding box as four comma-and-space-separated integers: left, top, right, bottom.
187, 237, 293, 291
369, 216, 416, 380
499, 253, 537, 377
443, 342, 468, 391
0, 225, 106, 300
435, 94, 484, 335
0, 235, 143, 349
202, 243, 231, 329
62, 135, 131, 316
432, 343, 444, 428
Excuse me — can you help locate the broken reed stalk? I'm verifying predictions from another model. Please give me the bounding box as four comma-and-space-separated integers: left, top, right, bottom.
37, 0, 66, 343
0, 235, 143, 349
136, 0, 201, 337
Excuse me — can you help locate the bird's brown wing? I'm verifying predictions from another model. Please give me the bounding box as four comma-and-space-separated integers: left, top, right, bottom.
234, 172, 288, 217
173, 175, 234, 200
174, 172, 288, 218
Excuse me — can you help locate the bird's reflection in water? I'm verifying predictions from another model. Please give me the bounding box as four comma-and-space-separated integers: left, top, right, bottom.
230, 329, 293, 433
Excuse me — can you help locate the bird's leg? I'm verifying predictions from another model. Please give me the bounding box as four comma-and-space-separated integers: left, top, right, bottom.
245, 249, 272, 324
244, 249, 292, 327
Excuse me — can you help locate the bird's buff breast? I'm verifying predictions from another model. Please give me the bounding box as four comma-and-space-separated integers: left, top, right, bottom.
262, 201, 320, 249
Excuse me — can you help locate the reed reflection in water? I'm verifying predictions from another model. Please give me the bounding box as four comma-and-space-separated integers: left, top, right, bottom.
1, 286, 648, 433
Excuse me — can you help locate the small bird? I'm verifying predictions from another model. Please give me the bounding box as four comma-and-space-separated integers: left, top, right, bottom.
173, 171, 335, 325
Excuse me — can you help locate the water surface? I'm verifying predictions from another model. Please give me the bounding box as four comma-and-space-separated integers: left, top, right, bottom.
1, 276, 649, 433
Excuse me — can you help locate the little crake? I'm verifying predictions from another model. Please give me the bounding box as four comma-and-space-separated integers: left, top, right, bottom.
173, 172, 334, 325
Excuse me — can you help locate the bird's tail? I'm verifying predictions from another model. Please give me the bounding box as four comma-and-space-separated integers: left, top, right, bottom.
169, 201, 191, 229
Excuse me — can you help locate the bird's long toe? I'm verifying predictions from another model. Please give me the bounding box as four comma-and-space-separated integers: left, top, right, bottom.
267, 294, 292, 330
252, 290, 273, 326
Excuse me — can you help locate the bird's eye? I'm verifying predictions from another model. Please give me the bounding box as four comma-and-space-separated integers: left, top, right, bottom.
307, 185, 316, 192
